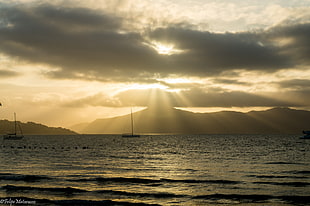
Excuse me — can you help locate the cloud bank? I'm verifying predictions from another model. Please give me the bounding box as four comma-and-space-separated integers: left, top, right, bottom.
0, 3, 309, 82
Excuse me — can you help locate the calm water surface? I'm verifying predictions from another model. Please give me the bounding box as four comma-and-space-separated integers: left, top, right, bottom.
0, 134, 309, 205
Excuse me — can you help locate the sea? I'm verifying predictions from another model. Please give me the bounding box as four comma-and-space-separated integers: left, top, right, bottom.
0, 134, 309, 206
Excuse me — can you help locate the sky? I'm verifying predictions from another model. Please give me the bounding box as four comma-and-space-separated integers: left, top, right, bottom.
0, 0, 310, 127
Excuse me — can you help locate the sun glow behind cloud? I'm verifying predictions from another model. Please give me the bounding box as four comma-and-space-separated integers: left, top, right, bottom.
147, 41, 184, 55
160, 77, 194, 84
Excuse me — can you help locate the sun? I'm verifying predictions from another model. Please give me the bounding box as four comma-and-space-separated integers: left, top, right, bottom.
147, 41, 184, 55
154, 43, 174, 55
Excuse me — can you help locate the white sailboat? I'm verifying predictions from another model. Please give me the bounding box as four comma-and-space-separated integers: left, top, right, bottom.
3, 112, 24, 140
122, 108, 140, 137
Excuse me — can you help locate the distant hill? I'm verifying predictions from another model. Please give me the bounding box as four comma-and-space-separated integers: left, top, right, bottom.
0, 120, 76, 135
73, 107, 310, 134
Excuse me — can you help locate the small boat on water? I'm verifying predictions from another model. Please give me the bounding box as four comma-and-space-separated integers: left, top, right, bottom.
3, 113, 24, 140
122, 108, 140, 138
301, 130, 310, 139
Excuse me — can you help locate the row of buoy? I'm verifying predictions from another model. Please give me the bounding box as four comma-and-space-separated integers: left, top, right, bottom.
0, 145, 90, 150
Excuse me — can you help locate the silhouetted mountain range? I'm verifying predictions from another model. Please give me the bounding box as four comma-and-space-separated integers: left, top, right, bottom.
0, 120, 76, 135
73, 107, 310, 134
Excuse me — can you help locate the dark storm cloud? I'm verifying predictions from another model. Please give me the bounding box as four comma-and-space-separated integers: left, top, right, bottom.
212, 78, 251, 86
267, 23, 310, 64
278, 79, 310, 90
148, 27, 291, 73
0, 69, 19, 78
0, 4, 308, 82
0, 4, 162, 79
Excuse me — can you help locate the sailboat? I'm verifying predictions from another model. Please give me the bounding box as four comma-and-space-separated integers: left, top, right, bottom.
3, 112, 24, 140
301, 130, 310, 139
122, 108, 140, 137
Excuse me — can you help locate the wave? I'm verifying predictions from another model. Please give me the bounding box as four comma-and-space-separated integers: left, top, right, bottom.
0, 173, 241, 187
160, 178, 241, 184
96, 190, 187, 198
247, 174, 308, 179
193, 194, 310, 205
2, 185, 86, 195
77, 177, 161, 184
72, 177, 241, 185
2, 185, 184, 199
0, 197, 161, 206
294, 170, 310, 175
254, 181, 310, 187
0, 173, 51, 182
265, 161, 305, 165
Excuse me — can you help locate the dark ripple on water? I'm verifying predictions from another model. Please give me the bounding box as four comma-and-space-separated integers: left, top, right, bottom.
71, 176, 242, 185
0, 173, 52, 182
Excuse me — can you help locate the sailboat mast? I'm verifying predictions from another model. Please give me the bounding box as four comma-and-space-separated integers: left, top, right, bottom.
131, 108, 134, 136
14, 112, 17, 135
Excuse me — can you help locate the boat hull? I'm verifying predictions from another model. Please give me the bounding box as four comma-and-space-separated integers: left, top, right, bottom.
301, 134, 310, 139
122, 134, 140, 138
301, 131, 310, 139
3, 134, 24, 140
